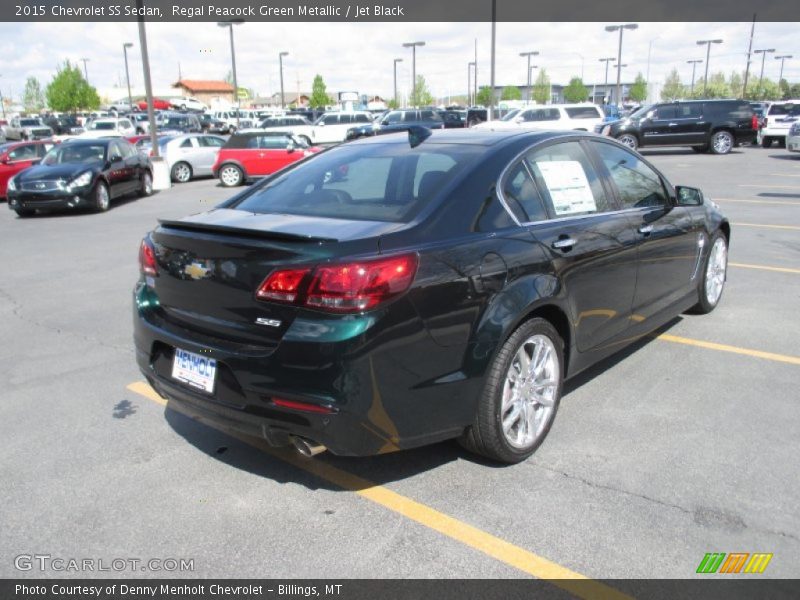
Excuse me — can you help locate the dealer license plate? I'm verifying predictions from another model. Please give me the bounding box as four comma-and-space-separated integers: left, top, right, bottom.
171, 348, 217, 394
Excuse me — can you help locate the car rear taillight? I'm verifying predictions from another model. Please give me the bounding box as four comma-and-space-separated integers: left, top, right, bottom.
256, 268, 310, 302
256, 254, 418, 313
272, 397, 336, 414
751, 115, 758, 130
139, 239, 157, 276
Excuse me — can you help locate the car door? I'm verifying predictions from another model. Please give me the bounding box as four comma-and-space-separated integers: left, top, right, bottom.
520, 139, 638, 352
257, 135, 297, 175
176, 136, 203, 172
239, 135, 267, 175
674, 102, 707, 145
196, 136, 225, 175
0, 143, 40, 195
119, 140, 142, 191
313, 114, 340, 143
589, 139, 702, 318
642, 105, 681, 145
106, 140, 133, 197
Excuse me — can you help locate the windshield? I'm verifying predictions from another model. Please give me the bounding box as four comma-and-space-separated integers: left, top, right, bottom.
20, 119, 42, 127
163, 117, 188, 128
234, 142, 482, 223
89, 122, 117, 130
42, 143, 106, 165
500, 109, 521, 122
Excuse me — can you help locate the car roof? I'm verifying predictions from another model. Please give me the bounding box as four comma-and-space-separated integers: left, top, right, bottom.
351, 128, 577, 147
62, 138, 114, 146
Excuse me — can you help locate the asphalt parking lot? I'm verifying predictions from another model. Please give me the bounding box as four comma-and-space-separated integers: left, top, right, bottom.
1, 144, 798, 589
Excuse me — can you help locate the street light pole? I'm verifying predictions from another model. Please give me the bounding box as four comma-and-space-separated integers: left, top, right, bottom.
123, 43, 133, 112
599, 57, 615, 104
775, 54, 793, 93
394, 58, 403, 107
468, 62, 475, 105
135, 0, 158, 156
402, 41, 425, 107
79, 58, 90, 83
605, 23, 638, 106
754, 48, 775, 98
696, 39, 723, 98
687, 59, 703, 96
278, 51, 289, 109
519, 51, 539, 104
218, 20, 243, 128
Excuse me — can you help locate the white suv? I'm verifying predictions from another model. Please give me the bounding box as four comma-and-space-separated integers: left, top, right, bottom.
474, 104, 605, 132
78, 117, 136, 138
759, 100, 800, 148
171, 96, 208, 112
311, 112, 374, 144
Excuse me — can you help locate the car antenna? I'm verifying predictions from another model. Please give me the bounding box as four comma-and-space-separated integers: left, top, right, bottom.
408, 125, 432, 148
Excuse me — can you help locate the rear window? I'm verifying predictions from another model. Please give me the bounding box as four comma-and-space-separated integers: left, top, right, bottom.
768, 103, 800, 116
234, 142, 483, 223
565, 107, 602, 119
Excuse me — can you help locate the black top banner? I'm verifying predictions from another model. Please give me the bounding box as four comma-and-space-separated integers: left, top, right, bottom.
1, 0, 795, 22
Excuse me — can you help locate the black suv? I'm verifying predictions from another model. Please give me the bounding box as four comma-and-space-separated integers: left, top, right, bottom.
600, 99, 757, 154
379, 109, 445, 132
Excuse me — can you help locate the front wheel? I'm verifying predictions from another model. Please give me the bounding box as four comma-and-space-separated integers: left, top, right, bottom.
138, 171, 153, 197
459, 318, 564, 464
93, 181, 110, 212
616, 133, 638, 150
219, 164, 243, 187
710, 131, 734, 155
692, 232, 728, 314
171, 161, 192, 183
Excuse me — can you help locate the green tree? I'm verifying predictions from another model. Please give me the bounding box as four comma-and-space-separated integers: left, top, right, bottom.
629, 72, 648, 103
23, 77, 45, 112
729, 71, 743, 98
660, 69, 685, 101
779, 78, 790, 100
309, 74, 329, 109
532, 68, 550, 104
386, 98, 399, 109
692, 72, 731, 99
475, 85, 493, 107
45, 61, 100, 112
562, 77, 588, 103
501, 85, 521, 101
789, 83, 800, 99
409, 75, 434, 106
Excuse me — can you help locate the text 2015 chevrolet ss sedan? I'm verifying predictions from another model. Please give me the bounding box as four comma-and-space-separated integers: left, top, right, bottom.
133, 129, 729, 463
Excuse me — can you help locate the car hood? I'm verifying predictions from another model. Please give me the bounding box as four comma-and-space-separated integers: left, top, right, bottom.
16, 162, 101, 182
166, 208, 407, 242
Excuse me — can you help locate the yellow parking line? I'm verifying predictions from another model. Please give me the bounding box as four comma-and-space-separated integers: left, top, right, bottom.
714, 198, 800, 206
126, 381, 631, 600
730, 262, 800, 274
732, 222, 800, 231
656, 334, 800, 366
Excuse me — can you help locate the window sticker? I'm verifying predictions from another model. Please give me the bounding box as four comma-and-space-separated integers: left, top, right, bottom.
537, 160, 597, 215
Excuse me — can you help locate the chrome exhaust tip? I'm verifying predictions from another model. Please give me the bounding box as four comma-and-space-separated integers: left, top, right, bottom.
290, 436, 327, 457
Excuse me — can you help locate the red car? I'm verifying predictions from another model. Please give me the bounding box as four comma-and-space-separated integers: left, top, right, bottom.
212, 132, 321, 187
136, 98, 171, 111
0, 140, 56, 199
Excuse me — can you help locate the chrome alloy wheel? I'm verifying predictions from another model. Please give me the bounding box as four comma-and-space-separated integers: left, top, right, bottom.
143, 172, 152, 195
173, 163, 191, 183
712, 131, 733, 154
96, 184, 110, 211
501, 334, 559, 449
220, 166, 241, 186
705, 236, 727, 306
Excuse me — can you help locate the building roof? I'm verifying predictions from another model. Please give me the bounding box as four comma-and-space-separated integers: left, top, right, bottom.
172, 79, 235, 93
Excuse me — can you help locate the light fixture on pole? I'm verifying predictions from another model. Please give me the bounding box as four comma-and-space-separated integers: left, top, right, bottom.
696, 39, 723, 97
218, 20, 243, 129
519, 51, 539, 104
79, 58, 90, 83
393, 58, 403, 107
599, 57, 616, 104
278, 51, 289, 109
605, 23, 638, 106
402, 41, 425, 107
122, 43, 134, 113
687, 59, 703, 96
775, 54, 792, 86
468, 62, 475, 106
754, 48, 775, 97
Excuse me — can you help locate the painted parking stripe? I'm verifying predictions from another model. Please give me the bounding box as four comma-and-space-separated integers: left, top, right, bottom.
729, 262, 800, 274
656, 334, 800, 366
732, 222, 800, 231
126, 381, 631, 600
714, 198, 800, 206
738, 184, 800, 189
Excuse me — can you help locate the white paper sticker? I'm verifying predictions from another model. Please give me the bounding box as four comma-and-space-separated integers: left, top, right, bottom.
537, 160, 597, 216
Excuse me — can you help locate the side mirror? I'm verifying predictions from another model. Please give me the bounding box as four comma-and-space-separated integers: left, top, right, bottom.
0, 156, 8, 164
676, 186, 704, 206
110, 155, 123, 163
30, 158, 42, 166
514, 116, 524, 123
318, 121, 325, 126
286, 142, 295, 153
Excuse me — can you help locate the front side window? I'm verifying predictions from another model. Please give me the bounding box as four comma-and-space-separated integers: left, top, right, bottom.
502, 162, 548, 222
200, 136, 224, 147
321, 114, 339, 125
565, 107, 603, 119
592, 141, 668, 209
8, 145, 38, 161
524, 141, 611, 217
384, 112, 403, 124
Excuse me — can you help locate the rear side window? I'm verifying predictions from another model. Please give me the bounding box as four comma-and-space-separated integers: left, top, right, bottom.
565, 107, 602, 119
235, 143, 482, 223
592, 142, 668, 209
354, 114, 371, 123
385, 112, 402, 124
524, 141, 611, 217
653, 106, 678, 120
675, 104, 702, 118
321, 115, 339, 125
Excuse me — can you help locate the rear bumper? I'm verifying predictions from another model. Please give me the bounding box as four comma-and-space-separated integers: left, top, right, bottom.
760, 127, 789, 138
132, 282, 478, 456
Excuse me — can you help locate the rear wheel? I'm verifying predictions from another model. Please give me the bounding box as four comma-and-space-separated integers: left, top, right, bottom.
171, 161, 192, 183
219, 164, 243, 187
616, 133, 638, 150
761, 136, 773, 148
692, 231, 728, 314
93, 182, 110, 212
710, 130, 734, 155
459, 318, 564, 464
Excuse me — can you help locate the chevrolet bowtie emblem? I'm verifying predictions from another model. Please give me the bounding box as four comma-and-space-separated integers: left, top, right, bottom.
184, 262, 211, 280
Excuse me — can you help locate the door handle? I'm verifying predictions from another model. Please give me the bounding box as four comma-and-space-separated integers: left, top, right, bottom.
638, 224, 654, 235
668, 122, 678, 126
551, 237, 577, 250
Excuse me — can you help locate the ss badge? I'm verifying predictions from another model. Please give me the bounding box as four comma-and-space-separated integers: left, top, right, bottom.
255, 317, 282, 327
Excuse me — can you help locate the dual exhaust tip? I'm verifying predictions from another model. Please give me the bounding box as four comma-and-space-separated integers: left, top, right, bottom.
290, 436, 326, 457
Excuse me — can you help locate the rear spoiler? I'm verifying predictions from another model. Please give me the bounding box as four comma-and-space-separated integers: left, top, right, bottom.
157, 219, 337, 243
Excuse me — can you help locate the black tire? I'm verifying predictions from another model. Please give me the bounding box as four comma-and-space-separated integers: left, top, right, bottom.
171, 161, 192, 183
709, 130, 734, 155
92, 181, 110, 212
15, 207, 35, 218
218, 164, 243, 187
459, 318, 564, 464
692, 145, 709, 153
761, 136, 773, 148
690, 231, 728, 314
616, 133, 638, 150
138, 170, 153, 197
299, 135, 312, 146
777, 138, 786, 148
